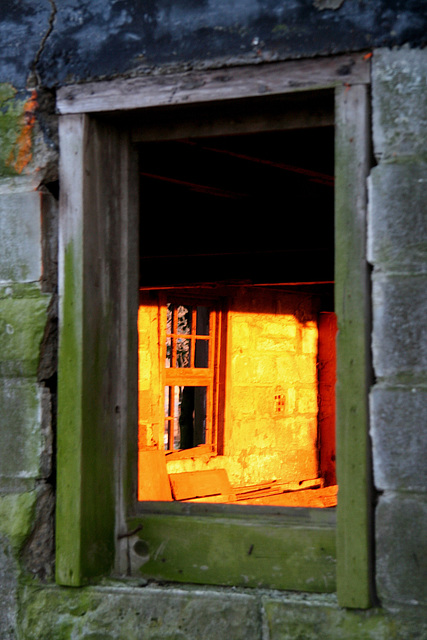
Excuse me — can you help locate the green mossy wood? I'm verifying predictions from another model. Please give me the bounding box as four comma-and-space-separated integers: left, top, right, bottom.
130, 511, 336, 591
56, 115, 121, 584
335, 84, 373, 608
56, 112, 139, 585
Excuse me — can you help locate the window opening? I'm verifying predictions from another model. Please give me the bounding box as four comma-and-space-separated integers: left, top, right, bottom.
138, 127, 336, 508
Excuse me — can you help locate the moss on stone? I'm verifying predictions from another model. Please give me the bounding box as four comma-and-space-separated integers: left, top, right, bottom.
17, 583, 427, 640
0, 492, 36, 552
0, 294, 50, 377
0, 377, 43, 484
0, 284, 46, 300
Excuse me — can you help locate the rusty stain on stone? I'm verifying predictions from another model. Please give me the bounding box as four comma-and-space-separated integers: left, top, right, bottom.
6, 90, 37, 174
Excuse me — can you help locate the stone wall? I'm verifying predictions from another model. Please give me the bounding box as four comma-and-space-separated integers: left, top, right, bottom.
1, 31, 427, 640
369, 48, 427, 609
0, 87, 57, 637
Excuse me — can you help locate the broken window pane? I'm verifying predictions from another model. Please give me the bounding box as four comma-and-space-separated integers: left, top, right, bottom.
164, 385, 207, 450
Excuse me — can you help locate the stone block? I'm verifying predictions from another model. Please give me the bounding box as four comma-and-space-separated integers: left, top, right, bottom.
0, 190, 41, 283
0, 378, 42, 484
21, 483, 55, 581
372, 273, 427, 378
373, 48, 427, 161
0, 492, 36, 552
370, 385, 427, 492
368, 163, 427, 272
0, 491, 37, 639
263, 594, 396, 640
376, 492, 427, 606
0, 536, 18, 640
0, 294, 50, 377
20, 585, 261, 640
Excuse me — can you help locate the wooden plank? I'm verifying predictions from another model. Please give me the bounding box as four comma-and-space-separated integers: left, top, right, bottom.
236, 486, 338, 508
56, 114, 86, 587
138, 450, 172, 502
165, 368, 213, 384
115, 124, 140, 575
131, 102, 334, 142
56, 114, 139, 584
169, 469, 232, 500
57, 114, 123, 584
57, 53, 370, 115
129, 511, 336, 592
318, 312, 337, 486
335, 84, 373, 608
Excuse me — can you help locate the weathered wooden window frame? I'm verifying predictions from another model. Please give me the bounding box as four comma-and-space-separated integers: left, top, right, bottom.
55, 54, 372, 607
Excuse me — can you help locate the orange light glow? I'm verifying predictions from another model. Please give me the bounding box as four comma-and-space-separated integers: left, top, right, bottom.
138, 287, 337, 507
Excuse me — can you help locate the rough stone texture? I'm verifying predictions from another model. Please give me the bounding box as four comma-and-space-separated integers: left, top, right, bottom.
2, 1, 427, 89
0, 492, 37, 640
0, 536, 18, 640
0, 191, 42, 283
0, 492, 37, 551
370, 386, 427, 493
372, 48, 427, 162
263, 594, 422, 640
40, 188, 58, 294
371, 273, 427, 379
0, 378, 42, 485
18, 584, 427, 640
369, 47, 427, 617
0, 293, 50, 377
37, 294, 57, 383
367, 162, 427, 273
0, 2, 52, 90
38, 386, 53, 480
19, 584, 262, 640
21, 482, 55, 581
376, 493, 427, 607
0, 85, 27, 178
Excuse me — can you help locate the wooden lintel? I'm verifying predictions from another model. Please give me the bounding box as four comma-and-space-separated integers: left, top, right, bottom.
57, 53, 370, 115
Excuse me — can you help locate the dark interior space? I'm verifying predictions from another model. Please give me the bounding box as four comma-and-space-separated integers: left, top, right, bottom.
139, 126, 334, 309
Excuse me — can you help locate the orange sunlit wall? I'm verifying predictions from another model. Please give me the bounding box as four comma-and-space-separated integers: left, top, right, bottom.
138, 286, 336, 505
206, 287, 319, 487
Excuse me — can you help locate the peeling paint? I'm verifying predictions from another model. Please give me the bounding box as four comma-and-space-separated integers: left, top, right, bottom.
313, 0, 346, 10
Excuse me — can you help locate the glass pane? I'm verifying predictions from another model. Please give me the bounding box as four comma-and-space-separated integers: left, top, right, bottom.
177, 305, 192, 334
164, 387, 173, 450
164, 420, 170, 450
167, 385, 207, 450
173, 386, 181, 449
165, 336, 172, 367
195, 339, 209, 368
196, 306, 210, 335
176, 337, 191, 368
166, 302, 174, 333
193, 386, 207, 446
164, 386, 171, 417
166, 303, 174, 367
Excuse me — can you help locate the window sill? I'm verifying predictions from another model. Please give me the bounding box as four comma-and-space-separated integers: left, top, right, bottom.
127, 503, 336, 591
164, 444, 215, 461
